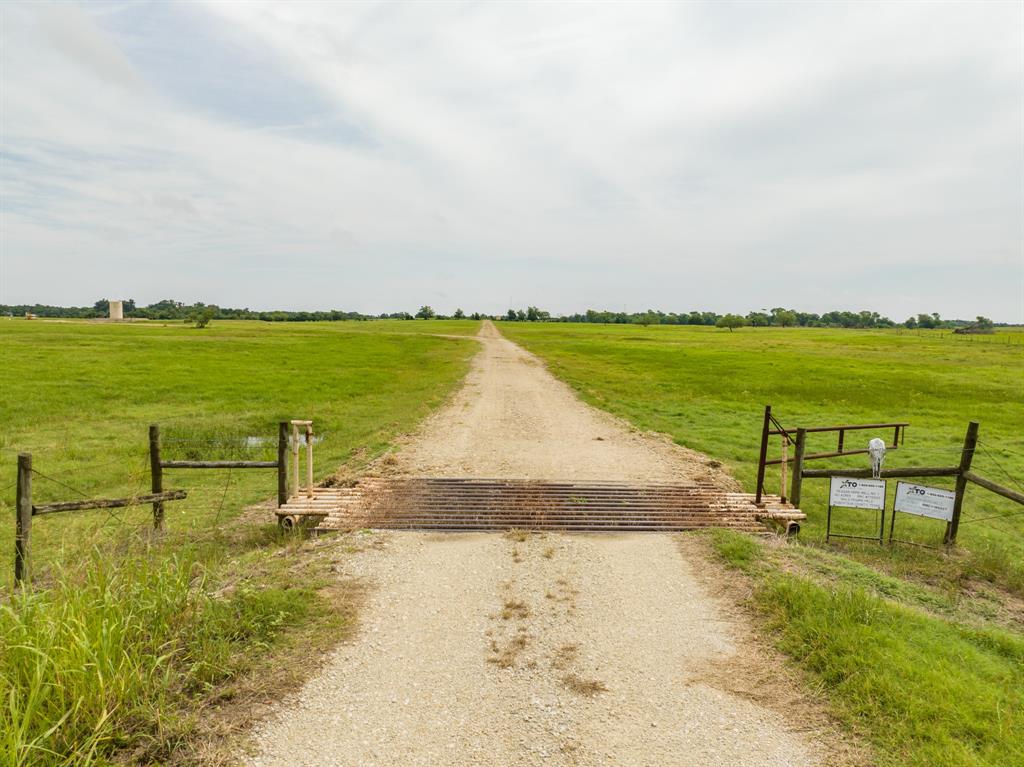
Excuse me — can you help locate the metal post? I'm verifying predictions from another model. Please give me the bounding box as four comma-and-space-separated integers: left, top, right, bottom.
149, 425, 164, 530
277, 421, 289, 506
946, 420, 979, 545
15, 453, 32, 585
790, 428, 807, 508
754, 405, 772, 506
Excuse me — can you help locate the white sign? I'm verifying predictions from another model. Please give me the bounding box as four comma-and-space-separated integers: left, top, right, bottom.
829, 477, 886, 510
894, 482, 955, 521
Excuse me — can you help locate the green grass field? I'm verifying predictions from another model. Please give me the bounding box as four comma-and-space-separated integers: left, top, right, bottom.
499, 322, 1024, 767
0, 318, 478, 765
0, 318, 479, 576
2, 317, 1022, 765
500, 323, 1024, 588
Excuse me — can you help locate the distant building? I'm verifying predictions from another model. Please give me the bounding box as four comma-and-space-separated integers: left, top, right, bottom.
109, 300, 124, 320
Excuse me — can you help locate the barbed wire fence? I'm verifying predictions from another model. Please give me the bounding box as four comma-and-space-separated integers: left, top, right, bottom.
6, 422, 332, 584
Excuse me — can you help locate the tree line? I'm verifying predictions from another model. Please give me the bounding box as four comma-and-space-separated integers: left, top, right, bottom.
499, 307, 998, 330
1, 300, 999, 330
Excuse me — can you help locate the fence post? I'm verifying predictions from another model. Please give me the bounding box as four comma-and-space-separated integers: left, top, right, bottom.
779, 435, 789, 503
305, 423, 314, 498
277, 421, 289, 507
946, 420, 979, 545
754, 405, 772, 505
149, 425, 164, 530
790, 428, 807, 508
15, 453, 32, 585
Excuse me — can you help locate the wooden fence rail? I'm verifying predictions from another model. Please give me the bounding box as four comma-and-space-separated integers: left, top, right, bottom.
793, 420, 1022, 545
13, 421, 303, 585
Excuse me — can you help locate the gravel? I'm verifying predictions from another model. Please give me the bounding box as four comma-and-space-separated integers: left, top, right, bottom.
246, 323, 822, 766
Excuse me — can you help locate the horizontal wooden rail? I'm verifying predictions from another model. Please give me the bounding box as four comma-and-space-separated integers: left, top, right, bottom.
33, 489, 187, 515
160, 460, 278, 469
963, 471, 1024, 506
802, 466, 958, 479
769, 421, 909, 436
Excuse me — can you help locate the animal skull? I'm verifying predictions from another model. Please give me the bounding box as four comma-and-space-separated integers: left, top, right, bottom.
868, 438, 886, 479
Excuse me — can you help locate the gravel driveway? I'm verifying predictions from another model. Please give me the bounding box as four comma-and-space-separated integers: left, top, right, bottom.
246, 323, 824, 766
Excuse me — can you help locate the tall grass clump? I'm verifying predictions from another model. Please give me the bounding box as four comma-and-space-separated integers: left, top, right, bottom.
0, 547, 316, 765
758, 574, 1024, 767
0, 551, 198, 764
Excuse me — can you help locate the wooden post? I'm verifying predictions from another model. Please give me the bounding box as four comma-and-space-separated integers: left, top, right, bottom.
305, 423, 314, 498
292, 423, 300, 497
946, 420, 979, 545
779, 435, 789, 503
754, 405, 772, 506
790, 428, 807, 508
15, 453, 31, 585
277, 421, 289, 507
149, 425, 164, 530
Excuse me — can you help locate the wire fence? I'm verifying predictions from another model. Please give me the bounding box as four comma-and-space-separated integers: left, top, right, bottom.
4, 424, 334, 583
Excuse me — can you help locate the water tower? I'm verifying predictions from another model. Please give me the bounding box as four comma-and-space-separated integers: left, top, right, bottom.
109, 300, 124, 320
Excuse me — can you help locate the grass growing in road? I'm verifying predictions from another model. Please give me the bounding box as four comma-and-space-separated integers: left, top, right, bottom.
708, 530, 1023, 767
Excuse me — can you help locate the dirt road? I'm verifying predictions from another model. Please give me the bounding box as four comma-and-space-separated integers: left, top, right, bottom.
247, 323, 826, 767
378, 321, 738, 486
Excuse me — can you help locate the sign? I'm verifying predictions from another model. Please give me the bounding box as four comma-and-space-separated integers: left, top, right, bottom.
894, 482, 955, 521
829, 477, 886, 510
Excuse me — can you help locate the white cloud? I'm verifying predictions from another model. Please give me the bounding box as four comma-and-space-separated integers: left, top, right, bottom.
1, 0, 1021, 320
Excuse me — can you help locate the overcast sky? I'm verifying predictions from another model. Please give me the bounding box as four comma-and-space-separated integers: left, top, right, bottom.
1, 1, 1021, 320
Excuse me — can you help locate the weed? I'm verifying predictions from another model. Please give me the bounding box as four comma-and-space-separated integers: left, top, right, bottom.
561, 673, 608, 696
501, 599, 530, 620
709, 529, 762, 572
552, 643, 579, 670
488, 632, 529, 669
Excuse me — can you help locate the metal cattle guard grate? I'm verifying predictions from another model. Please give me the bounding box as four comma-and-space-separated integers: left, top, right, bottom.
274, 477, 805, 534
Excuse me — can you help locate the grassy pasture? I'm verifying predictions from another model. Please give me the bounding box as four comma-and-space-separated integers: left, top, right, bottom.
0, 318, 478, 576
500, 322, 1023, 766
710, 529, 1024, 767
0, 318, 478, 764
500, 323, 1024, 590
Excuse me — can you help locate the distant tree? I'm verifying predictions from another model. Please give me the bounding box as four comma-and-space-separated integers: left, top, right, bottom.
516, 309, 527, 321
506, 308, 517, 321
453, 308, 465, 319
975, 316, 994, 330
771, 308, 798, 327
716, 314, 748, 332
634, 311, 661, 327
526, 306, 540, 322
186, 306, 216, 328
904, 316, 918, 329
746, 311, 770, 327
470, 312, 481, 321
416, 305, 435, 319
